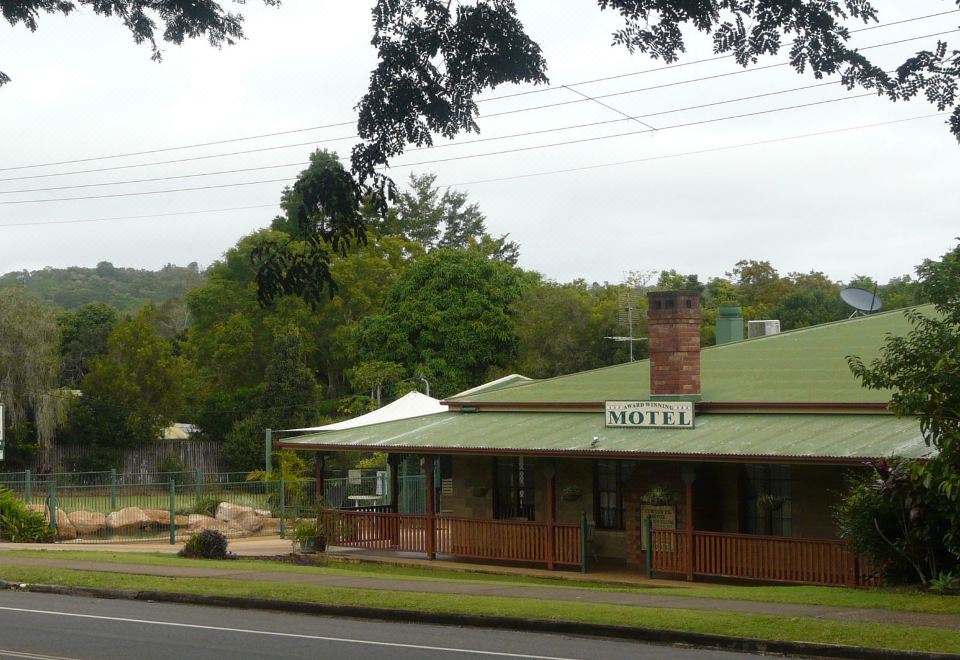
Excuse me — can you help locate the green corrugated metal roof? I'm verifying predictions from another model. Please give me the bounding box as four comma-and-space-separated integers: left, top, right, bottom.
282, 411, 930, 461
448, 307, 928, 404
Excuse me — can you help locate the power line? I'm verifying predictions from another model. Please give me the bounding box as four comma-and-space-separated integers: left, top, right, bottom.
4, 21, 941, 188
1, 16, 954, 175
478, 9, 960, 103
2, 113, 945, 229
0, 136, 358, 183
394, 92, 876, 169
443, 113, 947, 187
0, 120, 356, 173
0, 204, 278, 229
0, 75, 879, 196
0, 91, 880, 204
479, 28, 960, 120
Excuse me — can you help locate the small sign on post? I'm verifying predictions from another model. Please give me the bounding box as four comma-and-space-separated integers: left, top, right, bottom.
605, 400, 694, 429
640, 504, 677, 551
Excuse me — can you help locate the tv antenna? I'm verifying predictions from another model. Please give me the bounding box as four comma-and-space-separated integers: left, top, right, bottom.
840, 286, 883, 318
606, 289, 648, 361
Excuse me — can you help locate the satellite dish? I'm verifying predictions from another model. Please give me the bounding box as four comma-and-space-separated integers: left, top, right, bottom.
841, 287, 882, 317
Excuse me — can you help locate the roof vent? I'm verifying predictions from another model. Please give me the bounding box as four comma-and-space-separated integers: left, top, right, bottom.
747, 320, 781, 338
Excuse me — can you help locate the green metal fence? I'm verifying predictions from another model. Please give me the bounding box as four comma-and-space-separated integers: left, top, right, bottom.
1, 469, 427, 544
18, 478, 307, 544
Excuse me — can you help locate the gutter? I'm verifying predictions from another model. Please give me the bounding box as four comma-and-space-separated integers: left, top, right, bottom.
442, 400, 892, 414
273, 442, 920, 465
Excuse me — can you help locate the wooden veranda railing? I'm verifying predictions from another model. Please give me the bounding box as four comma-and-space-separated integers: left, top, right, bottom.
651, 529, 879, 587
317, 510, 582, 568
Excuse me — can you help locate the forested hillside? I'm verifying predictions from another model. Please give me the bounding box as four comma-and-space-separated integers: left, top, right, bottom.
0, 261, 205, 311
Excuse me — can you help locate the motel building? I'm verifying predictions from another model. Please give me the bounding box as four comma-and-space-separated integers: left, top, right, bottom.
279, 291, 931, 587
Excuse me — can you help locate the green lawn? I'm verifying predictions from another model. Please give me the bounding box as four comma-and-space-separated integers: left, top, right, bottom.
0, 564, 957, 655
3, 549, 958, 616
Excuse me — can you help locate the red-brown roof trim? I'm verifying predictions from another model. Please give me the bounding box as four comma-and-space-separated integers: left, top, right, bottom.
442, 400, 892, 413
275, 441, 917, 465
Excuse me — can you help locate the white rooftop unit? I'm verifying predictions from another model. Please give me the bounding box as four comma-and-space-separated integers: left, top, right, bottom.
747, 319, 781, 339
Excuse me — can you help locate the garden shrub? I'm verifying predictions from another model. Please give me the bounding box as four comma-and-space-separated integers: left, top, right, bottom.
179, 495, 219, 517
836, 460, 958, 585
0, 487, 54, 543
178, 529, 231, 559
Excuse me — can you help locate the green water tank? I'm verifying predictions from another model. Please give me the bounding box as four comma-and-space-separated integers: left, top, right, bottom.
716, 305, 744, 345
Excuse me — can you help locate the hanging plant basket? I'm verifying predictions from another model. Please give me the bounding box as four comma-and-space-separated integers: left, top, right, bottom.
757, 494, 785, 513
639, 486, 677, 506
560, 485, 582, 502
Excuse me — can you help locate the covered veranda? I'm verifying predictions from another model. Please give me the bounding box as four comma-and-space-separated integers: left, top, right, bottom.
276, 408, 928, 586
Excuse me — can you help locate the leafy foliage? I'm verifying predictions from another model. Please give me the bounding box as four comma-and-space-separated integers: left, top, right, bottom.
836, 460, 957, 584
0, 0, 280, 86
845, 242, 960, 583
74, 305, 190, 448
252, 151, 368, 307
0, 288, 69, 455
248, 2, 960, 305
57, 303, 119, 388
177, 495, 220, 518
354, 248, 530, 397
369, 173, 520, 264
178, 529, 231, 559
0, 487, 53, 543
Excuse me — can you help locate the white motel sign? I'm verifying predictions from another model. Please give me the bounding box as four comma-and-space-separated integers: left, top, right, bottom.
605, 400, 694, 429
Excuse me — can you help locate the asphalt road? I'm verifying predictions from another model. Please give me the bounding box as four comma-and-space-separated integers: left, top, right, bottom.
0, 590, 764, 659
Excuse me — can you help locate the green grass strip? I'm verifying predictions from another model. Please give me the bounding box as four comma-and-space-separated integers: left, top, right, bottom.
3, 549, 958, 616
0, 565, 958, 655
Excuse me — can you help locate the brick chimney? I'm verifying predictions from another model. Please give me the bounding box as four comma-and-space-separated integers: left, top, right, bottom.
647, 291, 701, 399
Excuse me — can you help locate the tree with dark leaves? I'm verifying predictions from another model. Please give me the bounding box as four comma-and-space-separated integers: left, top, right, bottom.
847, 242, 960, 577
6, 1, 959, 304
0, 0, 280, 86
261, 1, 960, 306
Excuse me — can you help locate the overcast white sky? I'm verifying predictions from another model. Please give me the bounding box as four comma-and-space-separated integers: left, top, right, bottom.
1, 1, 958, 285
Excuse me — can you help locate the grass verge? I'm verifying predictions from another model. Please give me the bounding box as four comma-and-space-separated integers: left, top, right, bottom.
2, 549, 958, 616
0, 565, 957, 655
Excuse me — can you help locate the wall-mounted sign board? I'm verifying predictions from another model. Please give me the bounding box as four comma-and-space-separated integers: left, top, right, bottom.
605, 400, 694, 429
640, 504, 677, 550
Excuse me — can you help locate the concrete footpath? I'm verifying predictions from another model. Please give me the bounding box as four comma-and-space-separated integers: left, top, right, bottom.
0, 547, 957, 632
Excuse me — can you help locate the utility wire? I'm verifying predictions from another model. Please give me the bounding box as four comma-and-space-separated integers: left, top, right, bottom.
0, 91, 880, 205
0, 75, 882, 196
1, 15, 953, 174
0, 136, 358, 183
0, 204, 279, 229
0, 21, 944, 182
397, 93, 876, 170
1, 112, 945, 228
479, 9, 960, 102
443, 113, 947, 187
479, 28, 960, 120
560, 85, 659, 131
0, 120, 357, 174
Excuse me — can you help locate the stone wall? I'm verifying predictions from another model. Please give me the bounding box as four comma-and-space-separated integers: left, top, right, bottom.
447, 455, 493, 519
790, 464, 849, 538
439, 455, 628, 560
624, 461, 690, 568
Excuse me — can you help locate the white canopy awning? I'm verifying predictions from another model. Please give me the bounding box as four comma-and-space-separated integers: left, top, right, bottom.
282, 391, 448, 432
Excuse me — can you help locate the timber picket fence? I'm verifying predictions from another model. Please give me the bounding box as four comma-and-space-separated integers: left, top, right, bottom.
650, 529, 880, 587
318, 509, 584, 569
